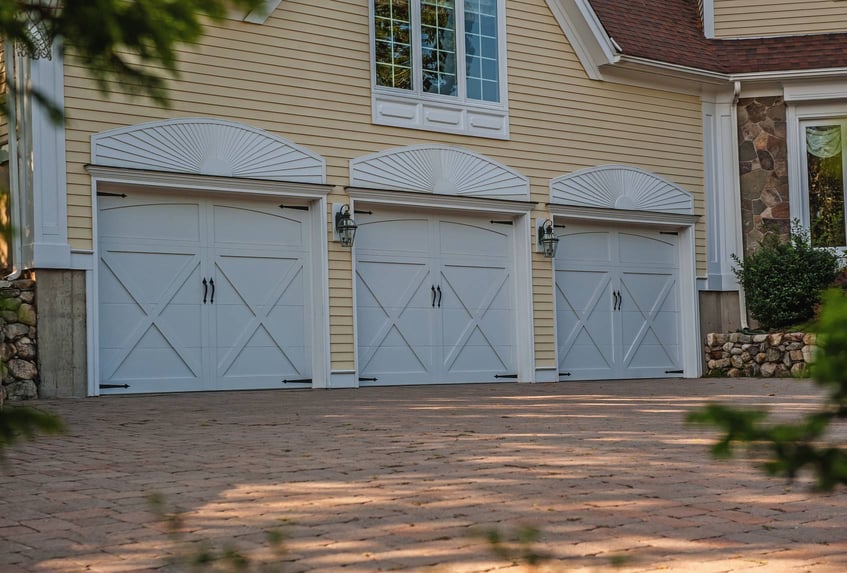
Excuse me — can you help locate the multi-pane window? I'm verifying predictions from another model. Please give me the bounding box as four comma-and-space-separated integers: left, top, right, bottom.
373, 0, 502, 104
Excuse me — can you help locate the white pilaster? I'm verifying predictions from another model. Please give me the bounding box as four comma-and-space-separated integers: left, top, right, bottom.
27, 43, 71, 269
702, 90, 742, 291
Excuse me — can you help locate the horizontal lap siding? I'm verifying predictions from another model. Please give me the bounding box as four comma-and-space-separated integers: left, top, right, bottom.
63, 0, 704, 371
714, 0, 847, 37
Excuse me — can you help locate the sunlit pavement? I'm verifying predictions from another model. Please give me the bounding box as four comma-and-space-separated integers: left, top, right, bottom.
2, 378, 846, 572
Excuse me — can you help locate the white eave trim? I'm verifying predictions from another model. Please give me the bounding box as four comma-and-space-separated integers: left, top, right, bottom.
544, 0, 618, 80
730, 67, 847, 82
548, 204, 700, 227
346, 187, 537, 215
85, 165, 333, 199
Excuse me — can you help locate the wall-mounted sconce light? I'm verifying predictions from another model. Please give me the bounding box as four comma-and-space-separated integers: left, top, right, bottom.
333, 204, 357, 247
537, 218, 559, 258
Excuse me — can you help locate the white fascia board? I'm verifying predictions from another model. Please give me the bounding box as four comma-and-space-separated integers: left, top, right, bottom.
616, 55, 728, 83
544, 0, 618, 80
346, 187, 537, 215
86, 165, 333, 199
731, 67, 847, 83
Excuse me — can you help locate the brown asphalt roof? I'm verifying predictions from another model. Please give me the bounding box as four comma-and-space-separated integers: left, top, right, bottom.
587, 0, 847, 74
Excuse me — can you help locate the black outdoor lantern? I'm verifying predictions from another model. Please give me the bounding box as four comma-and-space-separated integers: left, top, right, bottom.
334, 204, 358, 247
538, 219, 559, 258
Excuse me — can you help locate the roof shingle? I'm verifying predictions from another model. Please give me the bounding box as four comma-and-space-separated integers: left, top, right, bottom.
588, 0, 847, 73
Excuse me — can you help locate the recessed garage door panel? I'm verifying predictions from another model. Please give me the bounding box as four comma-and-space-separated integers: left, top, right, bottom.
555, 269, 615, 379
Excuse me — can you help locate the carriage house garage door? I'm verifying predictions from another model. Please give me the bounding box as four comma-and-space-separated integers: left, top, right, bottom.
97, 192, 312, 394
555, 223, 682, 380
355, 209, 517, 386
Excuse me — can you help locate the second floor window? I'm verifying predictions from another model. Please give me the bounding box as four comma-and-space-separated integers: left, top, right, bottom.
373, 0, 502, 104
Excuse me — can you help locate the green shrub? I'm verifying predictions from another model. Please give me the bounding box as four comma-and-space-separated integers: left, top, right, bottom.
732, 224, 841, 329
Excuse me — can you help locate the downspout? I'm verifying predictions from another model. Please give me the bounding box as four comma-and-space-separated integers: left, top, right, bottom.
4, 42, 22, 281
731, 80, 749, 329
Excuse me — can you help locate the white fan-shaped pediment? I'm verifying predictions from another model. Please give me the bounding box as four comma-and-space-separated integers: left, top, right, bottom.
92, 118, 325, 183
350, 145, 529, 200
550, 165, 693, 215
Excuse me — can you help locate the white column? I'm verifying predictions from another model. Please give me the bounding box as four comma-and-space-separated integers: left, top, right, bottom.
27, 42, 71, 269
702, 89, 742, 291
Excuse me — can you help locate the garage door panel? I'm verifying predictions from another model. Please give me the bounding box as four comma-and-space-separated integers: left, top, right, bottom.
108, 325, 202, 381
438, 220, 510, 256
556, 230, 613, 264
356, 217, 431, 254
99, 201, 202, 243
619, 233, 676, 267
211, 205, 307, 247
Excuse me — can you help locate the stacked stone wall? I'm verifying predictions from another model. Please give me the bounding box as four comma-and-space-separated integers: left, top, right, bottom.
737, 96, 789, 253
705, 332, 816, 378
0, 278, 37, 401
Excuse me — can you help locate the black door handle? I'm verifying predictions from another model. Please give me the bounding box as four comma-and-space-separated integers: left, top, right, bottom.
612, 289, 616, 310
202, 278, 208, 304
436, 285, 442, 308
431, 285, 436, 308
617, 290, 622, 311
209, 278, 215, 304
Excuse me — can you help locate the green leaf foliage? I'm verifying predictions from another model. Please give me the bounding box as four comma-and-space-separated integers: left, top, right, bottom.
0, 404, 65, 462
732, 223, 840, 329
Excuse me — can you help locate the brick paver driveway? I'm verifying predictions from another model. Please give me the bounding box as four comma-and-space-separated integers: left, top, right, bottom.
2, 378, 846, 572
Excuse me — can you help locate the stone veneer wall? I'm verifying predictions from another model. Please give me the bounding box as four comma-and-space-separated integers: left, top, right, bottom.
738, 97, 789, 253
705, 332, 816, 378
0, 277, 37, 401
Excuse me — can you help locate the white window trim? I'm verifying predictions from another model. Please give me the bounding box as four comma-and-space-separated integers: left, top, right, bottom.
787, 100, 847, 250
369, 0, 510, 139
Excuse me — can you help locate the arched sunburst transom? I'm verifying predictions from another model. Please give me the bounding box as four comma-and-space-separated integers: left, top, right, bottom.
92, 118, 326, 183
550, 165, 694, 215
350, 144, 529, 200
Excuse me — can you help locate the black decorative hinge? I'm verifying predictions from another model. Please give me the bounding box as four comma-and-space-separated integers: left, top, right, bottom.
490, 220, 513, 225
554, 224, 568, 229
665, 370, 684, 374
358, 377, 378, 382
354, 210, 373, 215
97, 192, 127, 198
279, 204, 309, 211
660, 231, 679, 236
494, 374, 518, 379
282, 378, 312, 384
559, 372, 572, 377
99, 383, 130, 389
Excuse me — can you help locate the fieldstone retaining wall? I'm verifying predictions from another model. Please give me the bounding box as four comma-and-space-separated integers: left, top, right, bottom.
0, 278, 38, 401
705, 332, 816, 378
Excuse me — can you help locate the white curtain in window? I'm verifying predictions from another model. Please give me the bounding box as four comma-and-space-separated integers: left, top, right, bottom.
806, 125, 842, 159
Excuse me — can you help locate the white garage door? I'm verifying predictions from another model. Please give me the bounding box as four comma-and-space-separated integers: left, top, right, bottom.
555, 223, 681, 380
355, 209, 516, 386
98, 192, 312, 394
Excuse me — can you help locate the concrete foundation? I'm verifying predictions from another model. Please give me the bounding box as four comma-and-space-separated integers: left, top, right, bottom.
36, 269, 87, 398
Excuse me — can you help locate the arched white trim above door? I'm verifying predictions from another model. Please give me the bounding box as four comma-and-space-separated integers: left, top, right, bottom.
349, 144, 530, 200
91, 118, 326, 183
550, 165, 694, 215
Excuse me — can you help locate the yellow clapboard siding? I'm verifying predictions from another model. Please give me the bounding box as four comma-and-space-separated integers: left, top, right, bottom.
714, 0, 847, 37
62, 0, 706, 368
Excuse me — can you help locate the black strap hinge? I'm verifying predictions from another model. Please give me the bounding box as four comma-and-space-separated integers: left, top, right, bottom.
358, 377, 378, 382
659, 231, 679, 236
282, 378, 312, 384
99, 383, 130, 389
490, 220, 513, 225
354, 210, 373, 215
97, 192, 127, 198
494, 374, 518, 379
559, 372, 572, 377
665, 370, 683, 374
279, 204, 309, 211
554, 224, 568, 229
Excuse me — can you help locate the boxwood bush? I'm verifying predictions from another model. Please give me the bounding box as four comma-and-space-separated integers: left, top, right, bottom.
732, 225, 841, 329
